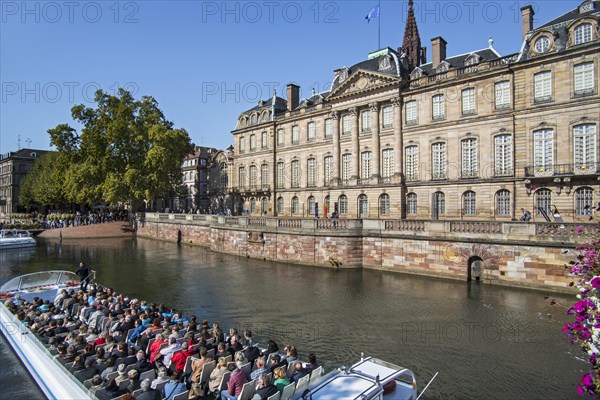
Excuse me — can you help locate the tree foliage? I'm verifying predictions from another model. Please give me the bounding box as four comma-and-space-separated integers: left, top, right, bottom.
39, 89, 193, 209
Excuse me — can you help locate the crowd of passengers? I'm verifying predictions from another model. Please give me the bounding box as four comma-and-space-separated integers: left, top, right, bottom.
4, 285, 319, 400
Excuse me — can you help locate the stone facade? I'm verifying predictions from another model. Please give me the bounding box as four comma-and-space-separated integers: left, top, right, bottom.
229, 1, 600, 223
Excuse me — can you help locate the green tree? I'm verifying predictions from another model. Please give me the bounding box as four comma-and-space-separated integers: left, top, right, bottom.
47, 89, 193, 210
20, 152, 68, 209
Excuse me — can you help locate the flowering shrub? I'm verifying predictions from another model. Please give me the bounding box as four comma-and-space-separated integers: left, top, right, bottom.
563, 233, 600, 397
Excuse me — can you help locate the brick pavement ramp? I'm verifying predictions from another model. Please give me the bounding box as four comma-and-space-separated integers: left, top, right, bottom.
37, 222, 135, 239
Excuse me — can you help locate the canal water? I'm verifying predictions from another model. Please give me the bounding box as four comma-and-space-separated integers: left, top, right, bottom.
0, 237, 585, 399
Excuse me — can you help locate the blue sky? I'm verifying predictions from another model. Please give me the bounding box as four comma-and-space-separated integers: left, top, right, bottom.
0, 0, 582, 153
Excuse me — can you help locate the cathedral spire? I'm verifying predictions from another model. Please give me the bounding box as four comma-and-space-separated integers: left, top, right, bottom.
400, 0, 426, 66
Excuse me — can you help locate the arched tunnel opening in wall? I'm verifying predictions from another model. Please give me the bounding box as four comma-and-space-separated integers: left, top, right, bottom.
467, 256, 484, 282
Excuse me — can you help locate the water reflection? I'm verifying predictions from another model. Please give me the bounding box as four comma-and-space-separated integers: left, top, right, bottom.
0, 237, 586, 399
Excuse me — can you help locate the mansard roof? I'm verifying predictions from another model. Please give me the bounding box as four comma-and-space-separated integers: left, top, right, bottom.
539, 0, 599, 29
240, 96, 287, 116
418, 48, 500, 75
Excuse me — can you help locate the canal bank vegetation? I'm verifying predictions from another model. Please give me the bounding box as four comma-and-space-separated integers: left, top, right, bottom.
20, 88, 194, 212
563, 231, 600, 397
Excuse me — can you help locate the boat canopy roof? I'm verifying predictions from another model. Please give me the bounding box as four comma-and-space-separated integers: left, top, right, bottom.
0, 270, 78, 293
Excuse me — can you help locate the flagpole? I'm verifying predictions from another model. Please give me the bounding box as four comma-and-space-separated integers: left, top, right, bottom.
378, 0, 381, 49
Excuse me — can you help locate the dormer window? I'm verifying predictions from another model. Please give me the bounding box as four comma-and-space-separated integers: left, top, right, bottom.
379, 55, 391, 70
339, 68, 349, 83
574, 23, 593, 44
436, 61, 449, 73
251, 114, 257, 125
579, 1, 594, 13
30, 152, 37, 158
464, 54, 480, 66
534, 36, 550, 53
410, 68, 423, 80
262, 112, 269, 122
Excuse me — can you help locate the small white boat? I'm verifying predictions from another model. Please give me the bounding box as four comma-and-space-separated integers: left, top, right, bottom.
291, 356, 420, 400
0, 229, 36, 249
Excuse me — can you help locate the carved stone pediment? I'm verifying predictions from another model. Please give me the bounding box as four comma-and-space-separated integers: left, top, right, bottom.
327, 70, 399, 100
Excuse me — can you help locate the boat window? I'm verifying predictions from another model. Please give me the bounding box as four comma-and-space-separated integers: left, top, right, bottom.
21, 271, 63, 289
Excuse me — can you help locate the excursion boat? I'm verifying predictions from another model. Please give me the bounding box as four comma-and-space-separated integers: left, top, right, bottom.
0, 270, 93, 400
0, 229, 36, 250
0, 270, 435, 400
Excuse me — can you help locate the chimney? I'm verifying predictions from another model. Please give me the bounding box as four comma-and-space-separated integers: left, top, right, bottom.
286, 84, 300, 112
431, 37, 447, 69
521, 5, 535, 41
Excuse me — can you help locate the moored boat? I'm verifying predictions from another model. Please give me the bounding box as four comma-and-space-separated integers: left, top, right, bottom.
0, 229, 36, 250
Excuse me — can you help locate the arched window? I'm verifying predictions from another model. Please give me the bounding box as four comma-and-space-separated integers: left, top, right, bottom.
251, 114, 257, 125
291, 196, 299, 214
261, 197, 268, 214
575, 187, 593, 216
324, 156, 333, 185
324, 195, 330, 217
432, 191, 445, 219
574, 23, 593, 45
535, 188, 552, 217
496, 190, 511, 216
379, 194, 390, 216
361, 151, 372, 179
249, 134, 256, 151
358, 194, 368, 218
220, 163, 228, 188
307, 196, 316, 216
407, 193, 417, 215
461, 138, 478, 178
250, 198, 256, 213
238, 166, 246, 188
339, 195, 348, 215
463, 191, 476, 216
277, 197, 284, 215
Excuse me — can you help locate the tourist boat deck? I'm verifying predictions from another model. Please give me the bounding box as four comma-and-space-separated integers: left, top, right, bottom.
0, 270, 429, 400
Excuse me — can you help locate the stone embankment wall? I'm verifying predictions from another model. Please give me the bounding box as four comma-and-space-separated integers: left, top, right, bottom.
136, 214, 598, 293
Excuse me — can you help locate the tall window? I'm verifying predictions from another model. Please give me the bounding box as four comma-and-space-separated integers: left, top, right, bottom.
261, 131, 268, 149
250, 134, 256, 151
220, 163, 228, 188
407, 193, 417, 215
379, 194, 390, 216
535, 188, 552, 217
277, 129, 284, 147
433, 191, 445, 218
307, 158, 316, 186
461, 88, 475, 115
461, 138, 478, 178
358, 194, 368, 218
405, 101, 417, 125
575, 23, 593, 45
534, 71, 552, 101
494, 134, 513, 176
342, 153, 351, 181
575, 187, 593, 216
251, 114, 257, 125
261, 197, 268, 214
261, 164, 269, 188
432, 142, 447, 179
239, 137, 245, 153
325, 119, 333, 138
342, 114, 351, 135
324, 156, 333, 185
324, 196, 330, 217
574, 124, 597, 172
574, 62, 594, 94
307, 196, 316, 215
361, 111, 371, 133
307, 122, 316, 142
495, 81, 510, 109
291, 196, 299, 214
382, 105, 393, 128
534, 129, 554, 175
238, 166, 246, 188
277, 197, 284, 214
361, 151, 372, 179
496, 190, 511, 216
292, 126, 299, 144
339, 195, 348, 215
291, 160, 300, 187
462, 191, 476, 216
432, 95, 445, 120
249, 165, 257, 187
405, 146, 419, 181
277, 162, 285, 189
382, 149, 394, 178
250, 198, 256, 213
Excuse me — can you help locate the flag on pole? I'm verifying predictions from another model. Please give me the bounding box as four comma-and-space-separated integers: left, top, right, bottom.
365, 4, 379, 23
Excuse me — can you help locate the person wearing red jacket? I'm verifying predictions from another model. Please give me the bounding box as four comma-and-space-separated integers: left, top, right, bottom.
170, 342, 196, 372
149, 334, 165, 364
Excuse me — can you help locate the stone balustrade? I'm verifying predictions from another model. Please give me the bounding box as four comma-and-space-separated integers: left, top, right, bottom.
140, 213, 598, 246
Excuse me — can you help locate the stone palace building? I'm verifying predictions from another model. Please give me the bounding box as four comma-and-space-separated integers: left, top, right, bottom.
229, 0, 599, 223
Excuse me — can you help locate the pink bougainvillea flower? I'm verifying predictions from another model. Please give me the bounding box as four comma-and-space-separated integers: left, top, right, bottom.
590, 276, 600, 289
